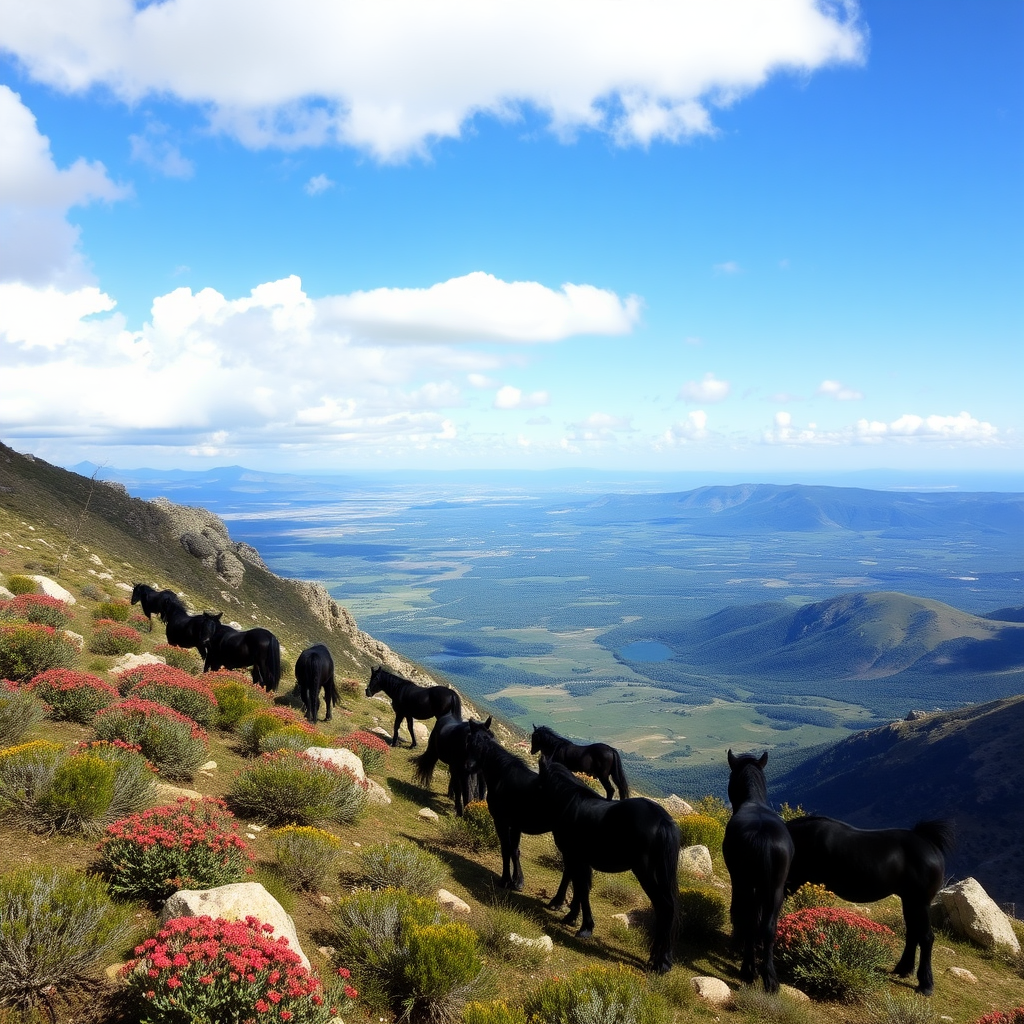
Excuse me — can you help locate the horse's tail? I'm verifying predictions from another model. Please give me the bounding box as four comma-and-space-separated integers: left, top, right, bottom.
449, 688, 463, 721
267, 635, 281, 692
413, 734, 440, 789
611, 749, 630, 799
913, 819, 955, 856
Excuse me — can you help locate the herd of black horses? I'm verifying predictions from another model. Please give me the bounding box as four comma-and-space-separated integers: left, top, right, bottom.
131, 583, 954, 994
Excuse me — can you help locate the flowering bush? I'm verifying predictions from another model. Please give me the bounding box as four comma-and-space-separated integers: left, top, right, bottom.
122, 914, 352, 1024
774, 906, 897, 1001
260, 724, 332, 754
974, 1010, 1024, 1024
25, 668, 119, 723
0, 740, 64, 820
93, 599, 131, 622
0, 623, 77, 680
208, 674, 271, 729
338, 730, 390, 774
523, 965, 667, 1024
0, 867, 135, 1013
98, 797, 254, 903
272, 825, 343, 892
786, 881, 840, 912
436, 800, 499, 853
77, 739, 157, 820
0, 679, 46, 744
236, 707, 317, 756
0, 594, 73, 629
128, 666, 218, 727
89, 618, 144, 656
94, 698, 209, 780
229, 749, 366, 826
152, 643, 204, 675
130, 612, 154, 633
676, 812, 726, 856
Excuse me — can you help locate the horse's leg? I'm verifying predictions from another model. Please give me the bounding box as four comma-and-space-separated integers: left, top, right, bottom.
893, 895, 918, 980
599, 771, 615, 800
573, 865, 595, 938
548, 864, 571, 909
390, 711, 402, 747
731, 885, 756, 984
760, 880, 787, 994
635, 867, 675, 974
508, 828, 524, 891
904, 899, 935, 996
406, 716, 417, 748
323, 681, 332, 721
496, 825, 516, 889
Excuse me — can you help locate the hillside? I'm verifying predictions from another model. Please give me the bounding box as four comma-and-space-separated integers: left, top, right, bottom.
775, 696, 1024, 907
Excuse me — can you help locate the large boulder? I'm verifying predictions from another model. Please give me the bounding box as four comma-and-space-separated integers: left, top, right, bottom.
679, 845, 714, 878
27, 575, 76, 604
661, 794, 694, 817
304, 746, 366, 783
109, 652, 166, 675
160, 883, 309, 968
931, 878, 1020, 953
691, 977, 733, 1007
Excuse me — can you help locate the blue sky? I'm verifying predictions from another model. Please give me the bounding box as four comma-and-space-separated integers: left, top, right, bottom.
0, 1, 1021, 475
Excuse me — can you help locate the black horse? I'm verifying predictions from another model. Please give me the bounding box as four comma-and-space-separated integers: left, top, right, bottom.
537, 757, 678, 973
131, 583, 186, 622
412, 713, 491, 816
164, 605, 219, 661
462, 724, 563, 892
202, 612, 281, 693
295, 643, 340, 723
722, 750, 793, 994
786, 815, 954, 996
530, 724, 630, 800
365, 665, 462, 748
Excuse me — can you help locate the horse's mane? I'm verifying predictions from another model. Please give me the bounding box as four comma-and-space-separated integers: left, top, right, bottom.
477, 732, 535, 779
541, 758, 605, 806
376, 666, 415, 688
731, 761, 769, 805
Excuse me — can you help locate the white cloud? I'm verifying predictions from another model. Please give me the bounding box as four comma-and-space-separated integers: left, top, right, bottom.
713, 260, 741, 275
680, 372, 730, 403
764, 410, 1000, 446
320, 271, 640, 343
129, 123, 194, 178
0, 86, 129, 283
663, 410, 708, 444
467, 372, 500, 389
817, 379, 863, 401
573, 412, 633, 431
0, 1, 865, 160
305, 173, 334, 195
494, 386, 549, 410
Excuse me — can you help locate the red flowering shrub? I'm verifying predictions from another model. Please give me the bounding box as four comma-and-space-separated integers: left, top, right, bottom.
236, 706, 317, 756
89, 618, 144, 656
128, 667, 218, 727
98, 797, 254, 902
0, 594, 73, 629
122, 914, 353, 1024
0, 623, 77, 680
94, 698, 208, 780
152, 643, 204, 675
25, 668, 119, 723
130, 612, 154, 633
774, 906, 897, 1001
338, 730, 390, 774
974, 1011, 1024, 1024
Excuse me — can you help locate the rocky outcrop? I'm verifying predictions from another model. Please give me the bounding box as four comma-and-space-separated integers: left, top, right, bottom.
931, 877, 1021, 953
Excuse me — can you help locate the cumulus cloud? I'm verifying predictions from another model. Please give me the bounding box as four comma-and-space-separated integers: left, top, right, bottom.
0, 86, 129, 283
305, 173, 334, 195
494, 386, 549, 410
573, 412, 633, 432
817, 379, 863, 401
129, 122, 194, 178
680, 372, 730, 403
764, 410, 1000, 446
663, 410, 709, 444
0, 1, 865, 160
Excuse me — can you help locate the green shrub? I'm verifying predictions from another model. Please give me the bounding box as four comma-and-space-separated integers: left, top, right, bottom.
0, 867, 135, 1013
733, 984, 814, 1024
209, 674, 270, 729
89, 618, 143, 656
523, 965, 667, 1024
692, 794, 731, 827
98, 797, 254, 903
35, 752, 117, 834
0, 740, 64, 819
0, 623, 77, 680
0, 680, 46, 744
677, 883, 729, 938
463, 1001, 528, 1024
236, 706, 316, 756
93, 698, 209, 781
403, 921, 482, 1022
79, 583, 104, 601
774, 907, 898, 1002
677, 812, 726, 855
4, 575, 37, 596
25, 668, 119, 723
863, 989, 940, 1024
475, 897, 549, 969
0, 594, 73, 628
778, 802, 806, 822
92, 599, 131, 622
785, 882, 840, 913
272, 824, 343, 892
597, 874, 642, 907
152, 643, 203, 675
128, 666, 218, 727
77, 739, 157, 821
360, 841, 446, 896
229, 749, 366, 826
436, 800, 499, 853
259, 723, 331, 754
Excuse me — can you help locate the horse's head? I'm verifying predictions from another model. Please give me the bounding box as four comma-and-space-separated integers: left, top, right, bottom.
198, 611, 223, 644
365, 665, 384, 698
727, 749, 769, 810
461, 716, 494, 774
529, 724, 540, 754
130, 583, 143, 605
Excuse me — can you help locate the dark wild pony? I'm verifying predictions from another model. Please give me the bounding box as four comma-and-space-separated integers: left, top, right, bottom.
461, 724, 564, 892
131, 583, 186, 622
365, 665, 462, 748
536, 757, 678, 973
530, 724, 630, 799
202, 612, 282, 693
786, 815, 954, 995
412, 713, 491, 816
295, 643, 340, 723
722, 750, 793, 994
163, 605, 219, 661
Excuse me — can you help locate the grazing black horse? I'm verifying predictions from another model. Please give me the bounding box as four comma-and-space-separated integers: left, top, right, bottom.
412, 713, 491, 816
131, 583, 186, 622
530, 724, 630, 799
537, 757, 678, 973
365, 665, 462, 748
202, 612, 282, 693
295, 643, 340, 723
786, 815, 954, 996
722, 750, 793, 994
462, 724, 564, 892
164, 605, 220, 661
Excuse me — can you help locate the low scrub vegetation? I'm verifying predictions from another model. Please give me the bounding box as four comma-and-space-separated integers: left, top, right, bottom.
24, 667, 119, 723
436, 800, 499, 853
0, 594, 73, 628
89, 619, 144, 656
93, 697, 209, 780
677, 882, 729, 938
523, 964, 667, 1024
272, 824, 343, 892
208, 673, 271, 729
0, 680, 46, 744
359, 840, 446, 896
0, 622, 77, 679
151, 642, 203, 675
127, 665, 218, 727
338, 729, 391, 774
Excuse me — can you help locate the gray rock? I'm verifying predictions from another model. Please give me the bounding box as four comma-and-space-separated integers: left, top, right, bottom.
180, 530, 218, 561
679, 844, 714, 878
691, 977, 732, 1006
304, 746, 366, 783
0, 586, 13, 600
662, 794, 694, 816
945, 966, 978, 983
27, 575, 76, 604
418, 807, 439, 822
216, 549, 246, 587
932, 877, 1021, 952
109, 652, 166, 674
509, 933, 553, 954
437, 889, 471, 915
365, 779, 392, 805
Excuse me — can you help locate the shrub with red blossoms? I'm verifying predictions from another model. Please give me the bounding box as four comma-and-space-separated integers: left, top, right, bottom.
151, 643, 204, 676
94, 697, 208, 780
0, 594, 73, 629
128, 667, 218, 727
89, 618, 144, 656
98, 796, 254, 902
774, 906, 897, 1002
25, 668, 119, 723
974, 1011, 1024, 1024
0, 623, 77, 681
337, 730, 390, 774
122, 914, 354, 1024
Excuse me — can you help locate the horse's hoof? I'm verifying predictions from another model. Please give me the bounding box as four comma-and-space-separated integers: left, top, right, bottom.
546, 898, 564, 910
575, 927, 593, 939
916, 983, 934, 997
512, 881, 524, 892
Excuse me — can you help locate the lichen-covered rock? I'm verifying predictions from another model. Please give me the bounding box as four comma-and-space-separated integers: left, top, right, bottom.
304, 746, 366, 783
691, 977, 732, 1006
28, 575, 76, 604
679, 844, 714, 878
661, 794, 694, 816
180, 530, 218, 561
236, 543, 269, 571
365, 779, 392, 805
932, 877, 1021, 952
109, 652, 166, 674
509, 933, 553, 954
418, 807, 439, 822
216, 549, 246, 586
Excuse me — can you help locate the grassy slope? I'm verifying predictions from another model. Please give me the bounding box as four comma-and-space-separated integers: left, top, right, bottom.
2, 443, 1023, 1024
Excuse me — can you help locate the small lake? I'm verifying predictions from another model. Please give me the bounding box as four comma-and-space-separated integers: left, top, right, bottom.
618, 640, 675, 662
